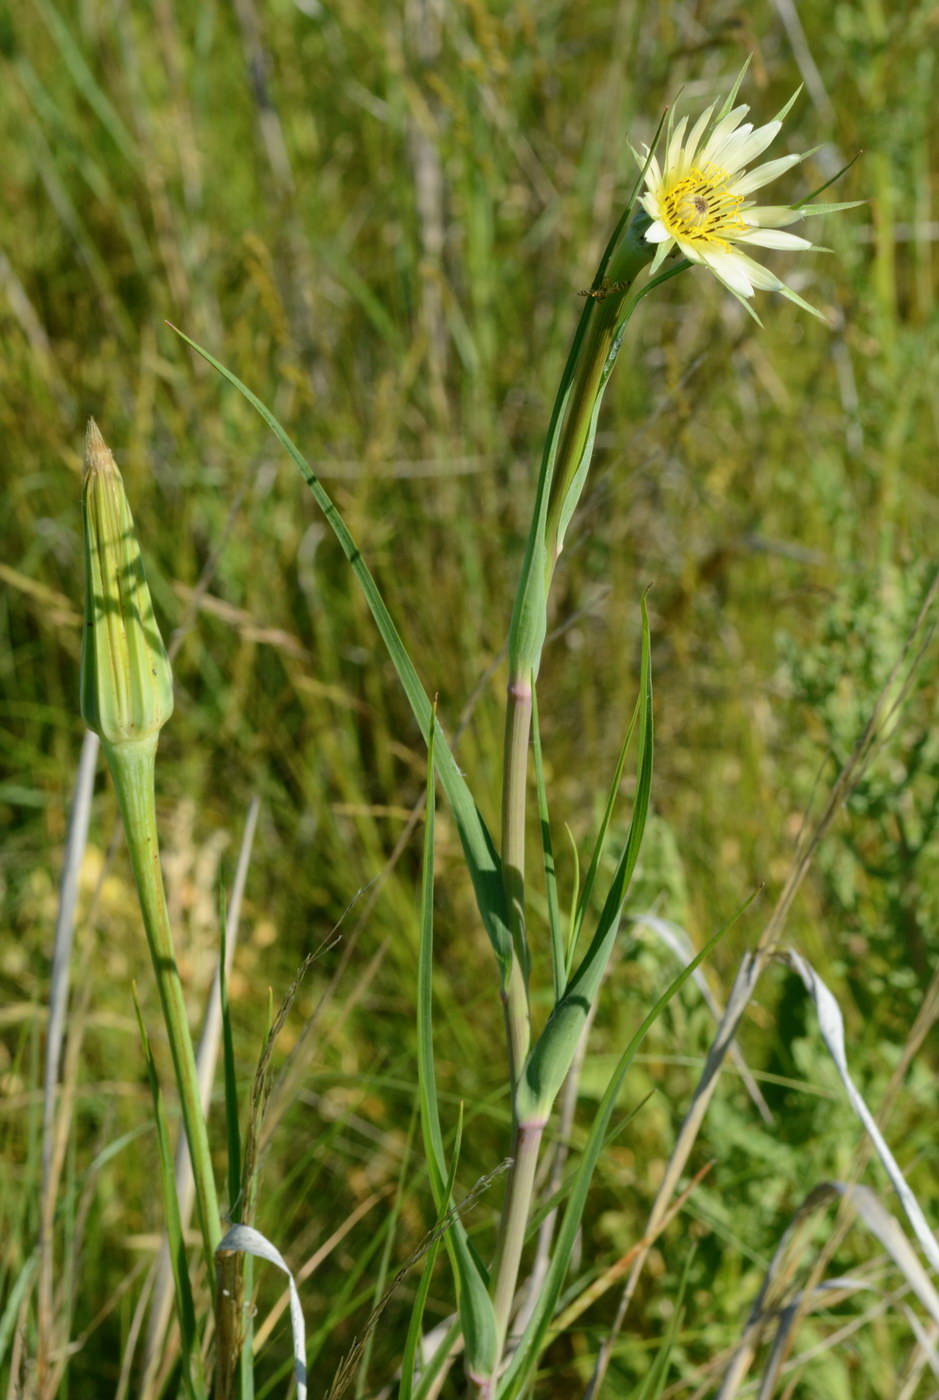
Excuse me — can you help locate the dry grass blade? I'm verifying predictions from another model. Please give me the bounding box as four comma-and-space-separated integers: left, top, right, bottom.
37, 731, 99, 1400
788, 952, 939, 1273
714, 1182, 939, 1398
635, 914, 773, 1124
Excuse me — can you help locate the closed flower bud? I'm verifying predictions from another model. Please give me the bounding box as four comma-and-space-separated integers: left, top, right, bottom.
80, 420, 174, 748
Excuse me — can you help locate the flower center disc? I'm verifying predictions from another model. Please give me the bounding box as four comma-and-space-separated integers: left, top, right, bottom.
660, 166, 746, 248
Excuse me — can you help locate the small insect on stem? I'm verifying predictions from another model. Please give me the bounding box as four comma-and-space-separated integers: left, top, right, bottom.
577, 276, 631, 301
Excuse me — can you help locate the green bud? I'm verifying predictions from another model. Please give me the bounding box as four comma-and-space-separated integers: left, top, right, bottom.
80, 420, 174, 748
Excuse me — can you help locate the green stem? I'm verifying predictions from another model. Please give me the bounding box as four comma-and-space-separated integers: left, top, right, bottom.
104, 734, 221, 1275
500, 677, 533, 1091
542, 289, 629, 576
488, 1118, 546, 1376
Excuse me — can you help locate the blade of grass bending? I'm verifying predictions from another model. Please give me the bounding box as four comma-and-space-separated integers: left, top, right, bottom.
217, 1225, 307, 1400
498, 918, 732, 1400
789, 951, 939, 1273
416, 713, 498, 1381
530, 683, 564, 1002
516, 595, 653, 1125
131, 988, 207, 1400
168, 325, 512, 989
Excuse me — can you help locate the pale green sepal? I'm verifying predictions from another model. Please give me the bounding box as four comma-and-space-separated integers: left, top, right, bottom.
794, 151, 863, 207
772, 85, 803, 125
80, 420, 174, 748
715, 58, 752, 121
796, 200, 865, 217
777, 281, 828, 322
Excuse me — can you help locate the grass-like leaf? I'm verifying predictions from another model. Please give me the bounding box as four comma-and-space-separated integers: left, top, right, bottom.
530, 683, 564, 1002
168, 326, 513, 991
516, 594, 653, 1124
498, 915, 730, 1399
416, 710, 498, 1380
131, 987, 207, 1400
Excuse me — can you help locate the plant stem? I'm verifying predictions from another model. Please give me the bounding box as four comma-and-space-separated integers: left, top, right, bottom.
488, 1118, 546, 1371
500, 676, 534, 1090
105, 734, 221, 1275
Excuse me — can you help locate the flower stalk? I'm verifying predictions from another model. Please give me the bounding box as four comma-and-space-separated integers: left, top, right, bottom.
486, 216, 660, 1389
81, 421, 221, 1277
488, 63, 862, 1382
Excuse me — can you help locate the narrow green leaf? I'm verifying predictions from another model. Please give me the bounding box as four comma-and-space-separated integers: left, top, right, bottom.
167, 326, 512, 988
568, 698, 638, 978
631, 1250, 691, 1400
357, 1114, 417, 1398
218, 916, 241, 1220
132, 987, 207, 1400
400, 1116, 463, 1400
398, 1233, 442, 1400
499, 916, 733, 1399
516, 595, 653, 1125
0, 1252, 38, 1374
416, 714, 498, 1380
531, 683, 564, 1002
410, 1317, 463, 1400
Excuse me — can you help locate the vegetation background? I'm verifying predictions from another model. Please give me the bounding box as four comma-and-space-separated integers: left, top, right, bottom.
2, 0, 937, 1395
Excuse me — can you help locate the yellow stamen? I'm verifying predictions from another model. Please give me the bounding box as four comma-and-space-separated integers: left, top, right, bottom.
659, 165, 747, 250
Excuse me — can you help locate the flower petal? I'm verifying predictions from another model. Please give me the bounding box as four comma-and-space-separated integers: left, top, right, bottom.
700, 104, 749, 159
682, 102, 717, 167
713, 119, 782, 175
700, 249, 756, 295
643, 217, 671, 243
733, 152, 803, 195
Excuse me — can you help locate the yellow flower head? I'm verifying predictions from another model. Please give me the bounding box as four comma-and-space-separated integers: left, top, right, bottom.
636, 74, 835, 318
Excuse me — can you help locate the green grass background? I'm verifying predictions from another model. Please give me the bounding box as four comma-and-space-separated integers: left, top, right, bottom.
2, 0, 938, 1394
